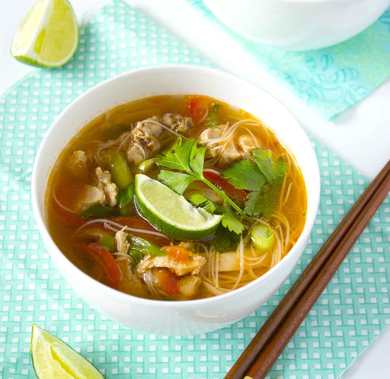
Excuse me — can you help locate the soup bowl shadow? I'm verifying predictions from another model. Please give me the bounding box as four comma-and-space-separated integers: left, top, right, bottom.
32, 65, 320, 336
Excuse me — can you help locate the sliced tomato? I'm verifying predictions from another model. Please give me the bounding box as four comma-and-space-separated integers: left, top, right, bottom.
154, 268, 180, 296
186, 96, 208, 124
79, 242, 121, 289
163, 245, 191, 263
203, 169, 247, 203
110, 216, 170, 246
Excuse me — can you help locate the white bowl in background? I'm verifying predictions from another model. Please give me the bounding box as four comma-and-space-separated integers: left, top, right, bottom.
204, 0, 390, 50
32, 66, 320, 335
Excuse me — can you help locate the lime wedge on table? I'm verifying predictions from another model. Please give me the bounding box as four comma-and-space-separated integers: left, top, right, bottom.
31, 325, 103, 379
135, 174, 222, 240
11, 0, 78, 68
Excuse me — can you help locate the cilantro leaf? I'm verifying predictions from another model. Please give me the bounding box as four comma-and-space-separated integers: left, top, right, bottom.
251, 149, 274, 182
274, 158, 287, 183
157, 138, 194, 173
189, 144, 206, 177
212, 226, 239, 252
221, 209, 245, 234
223, 159, 265, 191
244, 185, 280, 217
158, 170, 194, 194
252, 148, 286, 184
188, 192, 216, 213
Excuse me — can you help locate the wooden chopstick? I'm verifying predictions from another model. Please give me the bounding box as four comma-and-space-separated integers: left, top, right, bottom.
246, 163, 390, 378
226, 160, 390, 379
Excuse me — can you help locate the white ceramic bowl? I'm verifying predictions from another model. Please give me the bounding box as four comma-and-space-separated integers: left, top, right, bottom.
204, 0, 390, 50
32, 66, 320, 335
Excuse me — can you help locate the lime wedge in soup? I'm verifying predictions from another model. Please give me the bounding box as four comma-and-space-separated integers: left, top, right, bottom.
135, 174, 222, 240
11, 0, 79, 68
31, 325, 103, 379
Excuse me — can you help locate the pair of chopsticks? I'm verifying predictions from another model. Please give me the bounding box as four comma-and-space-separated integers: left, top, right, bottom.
226, 159, 390, 379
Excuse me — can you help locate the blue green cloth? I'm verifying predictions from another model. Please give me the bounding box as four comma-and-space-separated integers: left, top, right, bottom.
0, 1, 389, 378
191, 0, 390, 119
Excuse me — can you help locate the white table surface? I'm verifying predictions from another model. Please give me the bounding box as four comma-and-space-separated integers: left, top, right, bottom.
1, 0, 389, 377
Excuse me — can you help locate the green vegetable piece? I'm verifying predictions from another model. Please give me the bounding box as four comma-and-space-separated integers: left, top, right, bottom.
205, 103, 220, 128
188, 192, 216, 214
138, 158, 156, 173
110, 150, 133, 190
212, 226, 239, 252
158, 170, 194, 195
78, 227, 116, 251
81, 204, 117, 219
118, 185, 134, 215
251, 224, 275, 252
100, 234, 116, 252
223, 159, 265, 191
128, 236, 165, 265
221, 208, 245, 234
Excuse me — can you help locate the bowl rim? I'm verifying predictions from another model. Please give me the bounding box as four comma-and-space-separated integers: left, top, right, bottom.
31, 64, 320, 308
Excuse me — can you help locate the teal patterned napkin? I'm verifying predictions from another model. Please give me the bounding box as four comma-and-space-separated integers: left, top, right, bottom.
0, 1, 389, 378
191, 0, 390, 119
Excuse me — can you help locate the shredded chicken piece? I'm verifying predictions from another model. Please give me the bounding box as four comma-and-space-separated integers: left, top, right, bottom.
199, 127, 223, 147
68, 150, 88, 178
137, 254, 206, 277
76, 184, 105, 212
96, 166, 118, 207
126, 113, 192, 165
142, 269, 202, 299
161, 113, 192, 133
115, 228, 130, 256
199, 126, 258, 166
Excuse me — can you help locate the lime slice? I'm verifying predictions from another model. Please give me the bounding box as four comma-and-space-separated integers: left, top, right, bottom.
31, 325, 103, 379
135, 174, 222, 240
11, 0, 78, 68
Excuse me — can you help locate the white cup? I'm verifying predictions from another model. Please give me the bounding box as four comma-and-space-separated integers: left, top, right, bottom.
204, 0, 390, 50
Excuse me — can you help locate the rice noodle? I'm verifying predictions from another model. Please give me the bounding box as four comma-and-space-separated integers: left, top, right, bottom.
144, 119, 184, 138
198, 107, 209, 124
232, 238, 244, 289
75, 218, 167, 238
117, 131, 133, 151
53, 190, 76, 214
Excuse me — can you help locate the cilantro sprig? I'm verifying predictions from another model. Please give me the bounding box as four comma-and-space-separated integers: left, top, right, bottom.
222, 148, 287, 217
157, 138, 243, 214
155, 139, 286, 235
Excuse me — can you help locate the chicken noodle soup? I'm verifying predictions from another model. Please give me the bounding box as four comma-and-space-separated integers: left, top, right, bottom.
46, 95, 307, 300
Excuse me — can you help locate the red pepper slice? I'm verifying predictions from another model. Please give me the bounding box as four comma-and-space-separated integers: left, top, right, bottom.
110, 216, 171, 246
79, 242, 121, 289
203, 169, 247, 203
